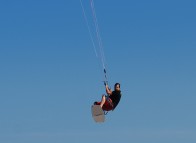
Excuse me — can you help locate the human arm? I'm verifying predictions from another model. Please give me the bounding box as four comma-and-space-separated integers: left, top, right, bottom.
105, 85, 112, 95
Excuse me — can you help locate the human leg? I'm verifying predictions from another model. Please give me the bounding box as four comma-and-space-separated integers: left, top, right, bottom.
100, 95, 106, 108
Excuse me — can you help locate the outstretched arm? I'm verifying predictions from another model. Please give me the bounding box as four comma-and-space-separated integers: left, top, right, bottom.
106, 85, 112, 95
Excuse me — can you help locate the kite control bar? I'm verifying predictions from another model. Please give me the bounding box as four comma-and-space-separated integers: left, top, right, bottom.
103, 81, 108, 86
103, 68, 109, 87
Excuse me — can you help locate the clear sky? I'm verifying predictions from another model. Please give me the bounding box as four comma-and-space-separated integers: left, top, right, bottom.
0, 0, 196, 143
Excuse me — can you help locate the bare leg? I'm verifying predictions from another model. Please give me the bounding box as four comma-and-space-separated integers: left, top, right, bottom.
100, 95, 106, 108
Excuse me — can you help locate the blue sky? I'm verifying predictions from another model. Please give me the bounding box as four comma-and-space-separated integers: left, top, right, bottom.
0, 0, 196, 143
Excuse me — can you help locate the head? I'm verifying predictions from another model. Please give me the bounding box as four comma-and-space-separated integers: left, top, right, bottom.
114, 83, 121, 91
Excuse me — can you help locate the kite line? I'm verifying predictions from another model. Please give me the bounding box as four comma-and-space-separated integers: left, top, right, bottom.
80, 0, 109, 85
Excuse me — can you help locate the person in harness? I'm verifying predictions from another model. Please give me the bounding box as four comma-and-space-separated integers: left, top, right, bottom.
94, 83, 122, 111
